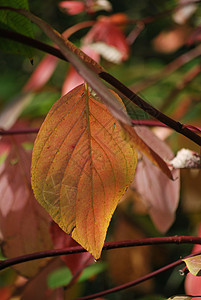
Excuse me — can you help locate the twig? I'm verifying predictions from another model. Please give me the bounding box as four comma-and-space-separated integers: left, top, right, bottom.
1, 236, 201, 271
132, 44, 201, 92
1, 7, 201, 146
0, 122, 201, 135
99, 72, 201, 146
0, 128, 39, 135
0, 28, 67, 61
161, 64, 201, 111
76, 249, 201, 300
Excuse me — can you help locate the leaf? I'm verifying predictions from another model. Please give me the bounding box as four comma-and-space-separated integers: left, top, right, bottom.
47, 266, 72, 289
185, 273, 201, 297
183, 255, 201, 276
47, 262, 106, 289
78, 262, 106, 283
130, 127, 180, 232
0, 93, 33, 131
31, 84, 137, 259
185, 224, 201, 296
167, 296, 193, 300
62, 45, 100, 96
120, 124, 173, 179
0, 0, 34, 57
0, 138, 52, 277
23, 55, 58, 93
21, 258, 65, 300
12, 7, 132, 126
50, 221, 93, 275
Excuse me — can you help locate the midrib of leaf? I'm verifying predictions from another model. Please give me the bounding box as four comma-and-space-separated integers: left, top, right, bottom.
85, 84, 97, 251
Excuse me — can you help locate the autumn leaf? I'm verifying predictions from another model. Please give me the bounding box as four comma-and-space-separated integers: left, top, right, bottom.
185, 224, 201, 296
167, 296, 193, 300
50, 221, 93, 275
31, 84, 137, 259
183, 255, 201, 276
0, 136, 52, 277
130, 126, 180, 232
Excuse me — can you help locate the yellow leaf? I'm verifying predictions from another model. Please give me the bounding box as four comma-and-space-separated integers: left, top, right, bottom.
183, 254, 201, 276
31, 84, 137, 259
167, 296, 193, 300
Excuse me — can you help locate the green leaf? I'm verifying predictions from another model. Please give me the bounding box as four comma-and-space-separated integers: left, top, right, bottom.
78, 262, 106, 283
183, 254, 201, 276
47, 262, 106, 289
0, 0, 34, 57
47, 267, 73, 289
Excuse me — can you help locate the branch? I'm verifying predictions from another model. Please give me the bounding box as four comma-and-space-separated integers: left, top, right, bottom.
0, 28, 67, 61
77, 249, 201, 300
1, 236, 201, 271
0, 128, 39, 135
99, 72, 201, 146
1, 7, 201, 146
132, 44, 201, 92
0, 122, 201, 136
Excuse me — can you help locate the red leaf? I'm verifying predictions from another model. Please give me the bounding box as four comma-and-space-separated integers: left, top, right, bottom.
50, 222, 93, 275
84, 16, 129, 61
22, 258, 64, 300
23, 55, 58, 92
185, 224, 201, 296
59, 1, 85, 15
0, 139, 52, 277
131, 127, 180, 232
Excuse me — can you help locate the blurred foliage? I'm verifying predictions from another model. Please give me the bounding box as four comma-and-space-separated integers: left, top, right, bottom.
0, 0, 201, 299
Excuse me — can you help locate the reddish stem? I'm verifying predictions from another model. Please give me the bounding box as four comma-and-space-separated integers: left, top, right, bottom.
0, 121, 201, 136
1, 236, 201, 271
77, 249, 201, 300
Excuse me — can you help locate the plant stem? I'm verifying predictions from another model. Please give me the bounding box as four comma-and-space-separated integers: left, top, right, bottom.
1, 236, 201, 271
0, 28, 67, 61
0, 128, 39, 135
77, 249, 201, 300
1, 8, 201, 146
132, 44, 201, 93
99, 72, 201, 146
0, 122, 201, 135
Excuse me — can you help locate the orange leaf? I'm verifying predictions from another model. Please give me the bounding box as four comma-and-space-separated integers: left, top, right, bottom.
31, 84, 137, 259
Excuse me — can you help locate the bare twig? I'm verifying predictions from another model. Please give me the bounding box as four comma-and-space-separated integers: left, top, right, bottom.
76, 249, 201, 300
0, 128, 39, 135
99, 72, 201, 146
161, 64, 201, 111
0, 121, 201, 135
1, 236, 201, 271
132, 44, 201, 93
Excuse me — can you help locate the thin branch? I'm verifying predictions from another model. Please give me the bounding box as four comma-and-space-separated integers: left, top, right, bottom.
160, 63, 201, 111
99, 72, 201, 146
0, 28, 67, 61
1, 8, 201, 146
77, 249, 201, 300
132, 44, 201, 93
1, 236, 201, 271
0, 128, 39, 135
0, 122, 201, 136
